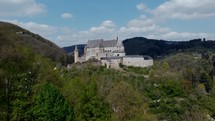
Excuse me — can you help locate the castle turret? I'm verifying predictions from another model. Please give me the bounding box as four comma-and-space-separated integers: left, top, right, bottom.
74, 45, 79, 63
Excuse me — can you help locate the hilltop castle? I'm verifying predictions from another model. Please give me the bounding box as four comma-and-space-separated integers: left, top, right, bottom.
74, 38, 153, 69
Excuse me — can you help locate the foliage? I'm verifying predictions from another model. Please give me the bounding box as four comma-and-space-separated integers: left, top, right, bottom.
107, 81, 156, 121
0, 42, 65, 120
62, 72, 111, 121
32, 83, 73, 121
79, 81, 111, 121
0, 46, 37, 120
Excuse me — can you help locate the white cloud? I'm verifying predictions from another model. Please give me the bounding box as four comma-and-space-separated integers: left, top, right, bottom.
120, 1, 215, 42
89, 20, 116, 33
57, 1, 215, 46
101, 20, 116, 28
61, 13, 73, 19
4, 19, 57, 36
152, 0, 215, 20
136, 3, 147, 11
3, 0, 215, 48
0, 0, 46, 17
127, 18, 154, 27
56, 20, 118, 45
117, 16, 213, 42
2, 18, 214, 47
55, 18, 214, 46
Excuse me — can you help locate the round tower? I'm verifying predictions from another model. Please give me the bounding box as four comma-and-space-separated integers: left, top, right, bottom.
74, 46, 79, 63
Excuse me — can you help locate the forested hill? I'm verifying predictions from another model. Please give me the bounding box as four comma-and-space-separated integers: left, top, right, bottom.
0, 21, 73, 120
123, 37, 215, 58
0, 21, 67, 63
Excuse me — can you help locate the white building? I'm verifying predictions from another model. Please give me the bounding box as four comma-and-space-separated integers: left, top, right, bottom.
122, 55, 153, 67
85, 38, 125, 61
74, 38, 153, 69
101, 57, 122, 69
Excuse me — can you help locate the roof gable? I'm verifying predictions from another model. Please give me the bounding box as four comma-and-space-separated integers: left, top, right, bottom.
102, 40, 117, 47
87, 39, 118, 48
87, 39, 103, 48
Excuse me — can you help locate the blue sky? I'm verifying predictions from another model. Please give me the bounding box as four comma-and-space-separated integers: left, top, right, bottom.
1, 0, 215, 47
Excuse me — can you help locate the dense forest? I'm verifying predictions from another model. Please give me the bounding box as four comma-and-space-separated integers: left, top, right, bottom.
1, 21, 215, 121
123, 37, 215, 58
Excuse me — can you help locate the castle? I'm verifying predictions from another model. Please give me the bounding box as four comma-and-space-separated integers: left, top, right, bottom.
74, 38, 153, 69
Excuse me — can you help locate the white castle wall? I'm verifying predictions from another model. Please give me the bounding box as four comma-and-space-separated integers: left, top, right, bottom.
101, 57, 121, 69
113, 52, 126, 57
86, 46, 125, 61
122, 56, 153, 67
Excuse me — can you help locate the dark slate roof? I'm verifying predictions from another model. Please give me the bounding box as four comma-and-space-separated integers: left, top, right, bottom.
102, 40, 117, 47
87, 39, 118, 48
87, 39, 103, 48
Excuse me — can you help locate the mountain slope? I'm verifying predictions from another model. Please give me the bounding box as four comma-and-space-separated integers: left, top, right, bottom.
0, 21, 67, 63
123, 37, 215, 58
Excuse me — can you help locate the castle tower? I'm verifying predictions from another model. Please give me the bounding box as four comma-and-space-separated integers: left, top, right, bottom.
74, 45, 79, 63
116, 39, 125, 52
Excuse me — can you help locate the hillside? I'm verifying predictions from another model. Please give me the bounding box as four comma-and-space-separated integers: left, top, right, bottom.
123, 37, 215, 58
0, 21, 68, 63
0, 21, 73, 120
63, 44, 86, 55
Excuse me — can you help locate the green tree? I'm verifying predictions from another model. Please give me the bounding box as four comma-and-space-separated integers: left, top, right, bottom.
32, 83, 73, 121
162, 61, 170, 71
108, 81, 156, 121
76, 80, 111, 121
0, 46, 36, 120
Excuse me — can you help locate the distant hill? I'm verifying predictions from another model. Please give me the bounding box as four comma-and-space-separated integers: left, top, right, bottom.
0, 21, 68, 63
123, 37, 215, 58
63, 44, 86, 56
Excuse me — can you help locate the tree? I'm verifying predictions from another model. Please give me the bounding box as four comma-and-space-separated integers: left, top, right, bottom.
0, 46, 36, 120
107, 81, 156, 121
212, 55, 215, 67
162, 61, 170, 71
76, 80, 111, 121
32, 83, 73, 121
